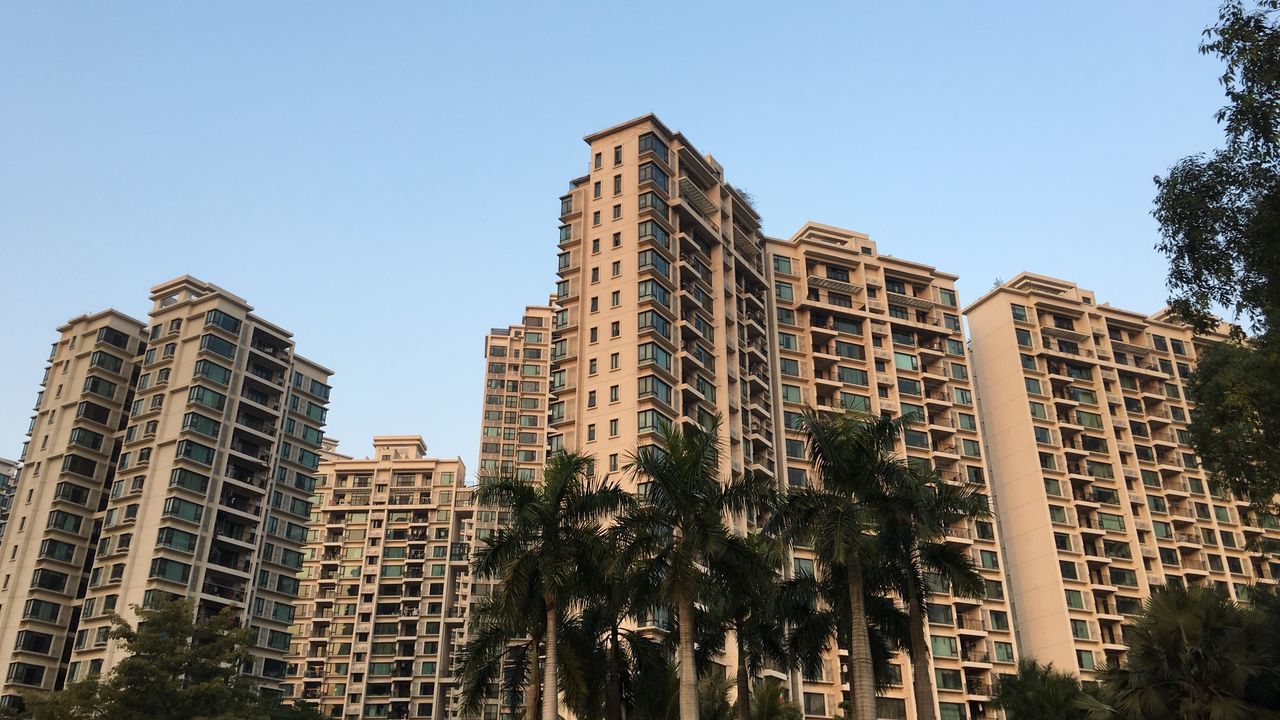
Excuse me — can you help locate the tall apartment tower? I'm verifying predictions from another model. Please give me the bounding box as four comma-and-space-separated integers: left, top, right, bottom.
768, 223, 1019, 720
476, 305, 555, 482
965, 272, 1280, 678
0, 277, 332, 703
0, 311, 146, 699
281, 437, 473, 720
550, 115, 777, 502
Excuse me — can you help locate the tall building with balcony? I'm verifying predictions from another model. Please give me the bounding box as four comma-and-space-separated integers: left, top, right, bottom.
281, 437, 473, 720
550, 114, 777, 500
477, 305, 555, 482
965, 272, 1280, 678
0, 311, 145, 699
0, 276, 332, 703
768, 223, 1019, 720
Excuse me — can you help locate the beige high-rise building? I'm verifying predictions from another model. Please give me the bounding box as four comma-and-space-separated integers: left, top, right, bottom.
768, 223, 1018, 720
0, 277, 332, 704
550, 114, 777, 505
966, 272, 1280, 678
476, 305, 555, 482
281, 437, 472, 720
0, 311, 146, 700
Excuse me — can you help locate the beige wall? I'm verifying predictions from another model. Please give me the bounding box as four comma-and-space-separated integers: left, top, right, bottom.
282, 437, 470, 720
769, 223, 1017, 720
0, 276, 332, 702
967, 272, 1280, 678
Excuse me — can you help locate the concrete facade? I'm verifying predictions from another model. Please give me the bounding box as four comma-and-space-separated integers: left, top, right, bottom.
0, 277, 332, 703
966, 272, 1280, 678
281, 437, 472, 720
768, 223, 1018, 720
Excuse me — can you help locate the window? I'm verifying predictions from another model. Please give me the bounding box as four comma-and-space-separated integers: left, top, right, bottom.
802, 693, 826, 717
773, 255, 793, 275
930, 635, 958, 658
775, 282, 794, 301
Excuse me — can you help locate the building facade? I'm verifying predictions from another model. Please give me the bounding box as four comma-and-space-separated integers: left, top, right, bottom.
768, 223, 1019, 720
0, 277, 332, 702
550, 114, 778, 502
476, 305, 555, 483
281, 437, 473, 720
966, 272, 1280, 678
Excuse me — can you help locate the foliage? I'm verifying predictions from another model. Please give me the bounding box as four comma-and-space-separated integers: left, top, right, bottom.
471, 451, 632, 720
873, 458, 989, 720
621, 415, 777, 720
6, 599, 324, 720
1082, 585, 1280, 719
1153, 0, 1280, 508
767, 410, 913, 720
747, 678, 802, 720
991, 659, 1089, 720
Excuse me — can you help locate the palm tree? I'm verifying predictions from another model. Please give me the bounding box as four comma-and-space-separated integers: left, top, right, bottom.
456, 583, 545, 720
473, 451, 632, 720
990, 659, 1087, 720
768, 410, 910, 720
557, 538, 670, 720
622, 416, 777, 720
777, 555, 909, 700
1082, 585, 1280, 719
876, 465, 989, 720
748, 678, 803, 720
706, 534, 790, 720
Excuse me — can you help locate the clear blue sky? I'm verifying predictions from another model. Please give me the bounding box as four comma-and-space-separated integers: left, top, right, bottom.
0, 2, 1228, 473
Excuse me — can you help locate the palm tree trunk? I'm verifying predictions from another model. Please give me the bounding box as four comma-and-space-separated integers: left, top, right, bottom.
905, 579, 936, 720
844, 550, 876, 720
735, 633, 750, 720
528, 636, 542, 720
677, 589, 700, 720
606, 624, 623, 720
543, 599, 559, 720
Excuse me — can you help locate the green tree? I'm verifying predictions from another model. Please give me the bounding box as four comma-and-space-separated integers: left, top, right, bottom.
1083, 585, 1280, 719
876, 465, 989, 720
623, 416, 776, 720
556, 539, 669, 720
746, 678, 802, 720
990, 659, 1088, 720
705, 534, 790, 720
1153, 0, 1280, 509
11, 599, 324, 720
455, 572, 546, 720
473, 451, 632, 720
767, 410, 909, 720
775, 560, 909, 703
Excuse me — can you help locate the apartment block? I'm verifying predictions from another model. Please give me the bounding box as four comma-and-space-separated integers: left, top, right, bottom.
281, 437, 473, 720
768, 223, 1018, 720
0, 277, 332, 703
966, 272, 1280, 678
551, 114, 777, 507
476, 305, 555, 482
0, 311, 145, 699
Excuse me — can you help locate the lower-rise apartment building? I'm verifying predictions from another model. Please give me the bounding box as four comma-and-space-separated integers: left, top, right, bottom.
0, 276, 332, 704
476, 306, 554, 482
966, 272, 1280, 679
769, 223, 1018, 720
282, 436, 473, 720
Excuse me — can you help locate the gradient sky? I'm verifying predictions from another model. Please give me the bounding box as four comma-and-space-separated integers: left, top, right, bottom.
0, 2, 1230, 474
